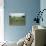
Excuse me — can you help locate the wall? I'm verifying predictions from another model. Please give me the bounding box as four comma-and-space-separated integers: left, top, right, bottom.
4, 0, 40, 42
40, 0, 46, 27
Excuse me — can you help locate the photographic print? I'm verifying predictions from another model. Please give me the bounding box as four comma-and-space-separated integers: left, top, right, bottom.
9, 13, 25, 26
